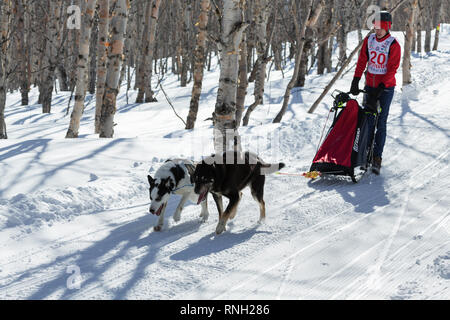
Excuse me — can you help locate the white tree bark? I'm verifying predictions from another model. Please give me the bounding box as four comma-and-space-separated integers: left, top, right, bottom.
273, 0, 323, 123
235, 34, 248, 128
186, 0, 211, 129
66, 0, 98, 138
135, 0, 161, 103
213, 0, 248, 153
95, 0, 110, 133
242, 0, 270, 126
432, 0, 443, 51
143, 0, 161, 102
40, 0, 63, 114
403, 0, 418, 86
99, 0, 129, 138
0, 0, 12, 139
424, 3, 432, 52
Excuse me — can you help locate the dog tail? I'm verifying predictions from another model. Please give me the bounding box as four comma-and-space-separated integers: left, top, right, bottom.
260, 162, 286, 175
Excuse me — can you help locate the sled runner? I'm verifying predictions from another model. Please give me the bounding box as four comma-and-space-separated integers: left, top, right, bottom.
304, 90, 380, 183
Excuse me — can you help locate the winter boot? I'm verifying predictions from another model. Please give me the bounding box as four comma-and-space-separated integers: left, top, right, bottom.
372, 156, 382, 175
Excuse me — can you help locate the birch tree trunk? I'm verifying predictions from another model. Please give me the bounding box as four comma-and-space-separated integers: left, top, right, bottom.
135, 0, 161, 103
424, 4, 432, 53
185, 0, 210, 130
242, 0, 270, 126
143, 0, 161, 102
235, 35, 248, 128
415, 7, 421, 53
213, 0, 248, 153
135, 0, 153, 103
432, 0, 443, 51
41, 0, 64, 114
273, 0, 323, 123
180, 0, 192, 88
99, 0, 129, 138
295, 25, 314, 87
403, 0, 418, 86
89, 16, 99, 94
317, 0, 333, 75
15, 0, 29, 106
95, 0, 110, 133
133, 0, 145, 91
66, 0, 98, 138
336, 0, 349, 70
0, 0, 12, 139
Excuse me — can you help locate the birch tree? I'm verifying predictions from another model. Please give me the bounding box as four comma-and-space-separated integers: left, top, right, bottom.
432, 0, 443, 51
317, 0, 334, 75
403, 0, 418, 86
424, 1, 432, 52
14, 0, 29, 106
95, 0, 110, 133
66, 0, 98, 138
40, 0, 64, 114
242, 0, 271, 126
180, 0, 193, 88
135, 0, 161, 103
99, 0, 129, 138
185, 0, 211, 130
0, 0, 12, 139
212, 0, 248, 153
273, 0, 323, 123
235, 34, 248, 128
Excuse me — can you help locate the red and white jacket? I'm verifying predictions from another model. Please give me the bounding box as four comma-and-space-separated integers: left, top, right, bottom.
354, 33, 401, 88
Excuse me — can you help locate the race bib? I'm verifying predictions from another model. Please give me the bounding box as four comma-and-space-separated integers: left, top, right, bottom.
367, 34, 395, 75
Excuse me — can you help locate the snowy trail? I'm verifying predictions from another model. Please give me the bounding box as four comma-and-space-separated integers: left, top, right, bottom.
185, 153, 450, 300
3, 145, 445, 300
1, 29, 450, 299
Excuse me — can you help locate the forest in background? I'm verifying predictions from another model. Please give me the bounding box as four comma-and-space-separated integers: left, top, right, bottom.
0, 0, 448, 145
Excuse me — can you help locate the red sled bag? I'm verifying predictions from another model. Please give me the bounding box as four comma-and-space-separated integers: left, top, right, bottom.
309, 91, 375, 183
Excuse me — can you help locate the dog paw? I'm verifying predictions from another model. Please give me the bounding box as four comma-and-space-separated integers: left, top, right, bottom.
154, 225, 162, 232
215, 221, 226, 235
199, 212, 209, 223
173, 211, 181, 222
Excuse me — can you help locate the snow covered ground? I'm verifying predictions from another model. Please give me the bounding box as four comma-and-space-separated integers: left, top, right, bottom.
0, 27, 449, 300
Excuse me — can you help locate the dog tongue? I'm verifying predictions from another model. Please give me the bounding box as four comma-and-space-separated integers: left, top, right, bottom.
197, 191, 207, 205
155, 204, 163, 216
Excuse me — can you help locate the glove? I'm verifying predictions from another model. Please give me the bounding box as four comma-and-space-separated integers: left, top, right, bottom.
350, 77, 361, 95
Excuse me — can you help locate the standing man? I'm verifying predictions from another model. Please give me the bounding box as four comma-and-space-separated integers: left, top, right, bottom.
350, 11, 401, 175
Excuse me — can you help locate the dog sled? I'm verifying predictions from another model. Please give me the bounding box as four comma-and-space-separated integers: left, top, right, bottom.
303, 90, 380, 183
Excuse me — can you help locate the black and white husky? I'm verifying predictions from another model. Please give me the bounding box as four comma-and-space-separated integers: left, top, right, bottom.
147, 159, 209, 231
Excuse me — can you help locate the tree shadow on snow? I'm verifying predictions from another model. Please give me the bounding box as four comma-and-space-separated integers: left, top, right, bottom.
399, 89, 449, 139
0, 139, 50, 198
0, 138, 128, 199
170, 227, 271, 262
23, 201, 204, 300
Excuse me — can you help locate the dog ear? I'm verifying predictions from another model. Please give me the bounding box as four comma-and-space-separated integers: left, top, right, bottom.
147, 175, 155, 186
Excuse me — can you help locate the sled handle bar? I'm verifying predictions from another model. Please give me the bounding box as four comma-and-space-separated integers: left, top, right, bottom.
333, 89, 366, 98
350, 89, 367, 95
